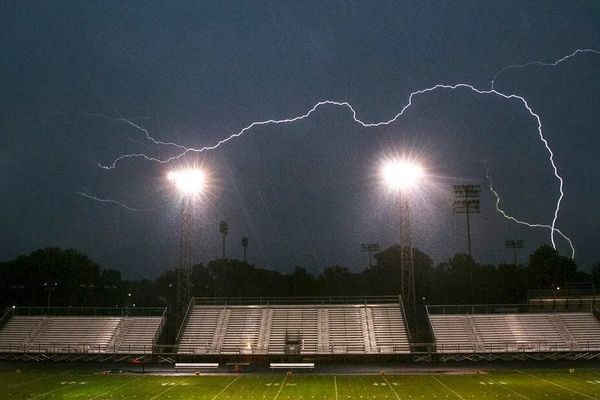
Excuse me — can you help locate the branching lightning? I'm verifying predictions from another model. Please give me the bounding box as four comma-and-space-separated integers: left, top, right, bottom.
486, 171, 575, 258
85, 49, 599, 258
77, 189, 150, 212
491, 48, 600, 90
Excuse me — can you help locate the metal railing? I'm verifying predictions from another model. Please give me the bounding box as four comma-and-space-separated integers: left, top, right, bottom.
193, 295, 401, 306
426, 303, 593, 315
13, 306, 166, 317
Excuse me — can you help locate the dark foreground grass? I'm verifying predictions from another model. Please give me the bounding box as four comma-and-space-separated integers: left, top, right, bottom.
2, 367, 600, 399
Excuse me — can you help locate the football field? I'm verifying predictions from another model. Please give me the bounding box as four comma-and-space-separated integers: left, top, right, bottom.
2, 367, 600, 399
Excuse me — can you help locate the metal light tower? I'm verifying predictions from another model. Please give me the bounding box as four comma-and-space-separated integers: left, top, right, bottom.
504, 239, 524, 265
453, 184, 480, 258
382, 159, 423, 307
167, 168, 206, 329
176, 198, 193, 324
360, 243, 380, 268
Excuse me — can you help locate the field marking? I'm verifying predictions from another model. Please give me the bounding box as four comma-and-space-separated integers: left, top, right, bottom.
91, 376, 143, 399
210, 376, 240, 400
488, 378, 531, 400
273, 375, 288, 400
8, 369, 74, 388
431, 376, 466, 400
149, 377, 192, 400
334, 375, 338, 400
381, 375, 401, 400
527, 373, 597, 399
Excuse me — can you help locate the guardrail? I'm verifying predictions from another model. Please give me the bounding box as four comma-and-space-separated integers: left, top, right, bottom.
13, 306, 166, 317
426, 303, 593, 315
193, 295, 402, 306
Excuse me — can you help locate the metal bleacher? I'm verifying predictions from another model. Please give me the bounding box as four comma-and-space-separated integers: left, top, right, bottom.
0, 307, 166, 355
177, 297, 411, 355
427, 304, 600, 355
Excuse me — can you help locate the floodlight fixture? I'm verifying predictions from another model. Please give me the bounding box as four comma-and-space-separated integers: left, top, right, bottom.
382, 159, 424, 191
167, 168, 206, 196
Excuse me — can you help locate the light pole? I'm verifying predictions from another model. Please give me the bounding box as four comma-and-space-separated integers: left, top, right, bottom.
167, 168, 207, 330
504, 240, 524, 265
44, 281, 58, 310
453, 184, 480, 259
381, 158, 424, 308
241, 236, 248, 263
360, 243, 380, 268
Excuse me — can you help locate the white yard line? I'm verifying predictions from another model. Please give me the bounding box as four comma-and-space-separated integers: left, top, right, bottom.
91, 376, 144, 399
381, 375, 402, 400
273, 375, 288, 400
8, 370, 71, 389
149, 377, 191, 400
488, 378, 531, 400
431, 376, 466, 400
527, 373, 597, 400
210, 376, 240, 400
333, 375, 338, 400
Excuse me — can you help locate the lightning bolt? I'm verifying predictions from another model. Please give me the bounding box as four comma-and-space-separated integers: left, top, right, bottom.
91, 49, 599, 257
491, 48, 600, 90
486, 172, 575, 258
76, 189, 150, 212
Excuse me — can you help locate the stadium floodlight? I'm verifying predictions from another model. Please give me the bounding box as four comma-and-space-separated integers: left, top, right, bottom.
382, 159, 424, 191
167, 166, 209, 337
167, 168, 206, 196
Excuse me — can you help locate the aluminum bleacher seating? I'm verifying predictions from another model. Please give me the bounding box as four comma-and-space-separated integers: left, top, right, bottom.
177, 302, 410, 355
0, 314, 164, 354
429, 310, 600, 354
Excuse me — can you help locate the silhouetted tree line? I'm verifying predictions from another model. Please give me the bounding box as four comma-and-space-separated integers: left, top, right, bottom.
1, 245, 598, 311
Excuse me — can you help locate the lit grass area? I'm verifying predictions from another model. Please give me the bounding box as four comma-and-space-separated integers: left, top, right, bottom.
2, 368, 600, 399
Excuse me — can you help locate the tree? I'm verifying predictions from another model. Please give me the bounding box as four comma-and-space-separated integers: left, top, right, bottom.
527, 245, 577, 289
219, 221, 229, 259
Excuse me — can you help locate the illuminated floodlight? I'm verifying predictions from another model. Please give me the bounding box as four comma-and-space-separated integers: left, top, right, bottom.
382, 159, 424, 190
167, 168, 206, 195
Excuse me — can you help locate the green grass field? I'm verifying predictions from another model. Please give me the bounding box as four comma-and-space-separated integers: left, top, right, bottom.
2, 367, 600, 399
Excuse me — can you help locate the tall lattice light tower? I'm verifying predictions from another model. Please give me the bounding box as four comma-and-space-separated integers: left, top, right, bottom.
167, 168, 206, 329
382, 159, 424, 307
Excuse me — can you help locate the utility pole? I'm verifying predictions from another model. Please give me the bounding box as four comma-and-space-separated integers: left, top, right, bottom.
504, 240, 524, 265
360, 243, 380, 268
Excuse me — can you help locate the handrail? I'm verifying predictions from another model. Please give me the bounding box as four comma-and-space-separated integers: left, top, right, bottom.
13, 306, 166, 317
0, 307, 13, 330
194, 295, 400, 305
175, 297, 196, 343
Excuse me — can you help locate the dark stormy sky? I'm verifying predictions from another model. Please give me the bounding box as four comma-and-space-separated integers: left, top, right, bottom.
1, 1, 599, 279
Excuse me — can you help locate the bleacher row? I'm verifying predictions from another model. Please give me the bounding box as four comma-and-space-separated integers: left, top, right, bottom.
0, 315, 162, 354
429, 312, 600, 353
1, 305, 600, 356
177, 304, 410, 354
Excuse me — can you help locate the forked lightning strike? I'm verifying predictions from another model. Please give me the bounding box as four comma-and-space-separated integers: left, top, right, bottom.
89, 49, 599, 257
486, 172, 575, 258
